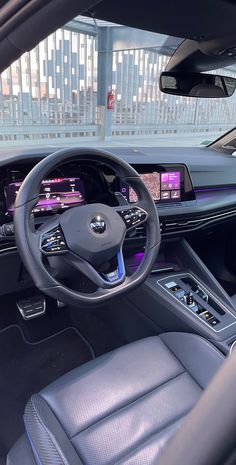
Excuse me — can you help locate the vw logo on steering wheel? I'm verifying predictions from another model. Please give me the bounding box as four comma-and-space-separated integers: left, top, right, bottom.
90, 216, 106, 234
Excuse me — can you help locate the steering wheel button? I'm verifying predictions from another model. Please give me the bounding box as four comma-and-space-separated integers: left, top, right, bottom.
41, 226, 67, 254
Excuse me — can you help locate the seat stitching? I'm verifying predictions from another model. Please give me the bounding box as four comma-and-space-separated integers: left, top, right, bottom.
159, 337, 207, 390
70, 369, 186, 439
29, 397, 72, 465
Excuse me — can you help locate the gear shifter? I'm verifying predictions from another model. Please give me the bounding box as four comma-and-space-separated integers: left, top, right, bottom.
184, 292, 194, 306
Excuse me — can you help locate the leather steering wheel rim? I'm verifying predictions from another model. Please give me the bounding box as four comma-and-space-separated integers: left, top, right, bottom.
14, 147, 161, 306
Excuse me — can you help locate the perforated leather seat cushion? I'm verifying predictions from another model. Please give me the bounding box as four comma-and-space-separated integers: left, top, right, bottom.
8, 333, 224, 465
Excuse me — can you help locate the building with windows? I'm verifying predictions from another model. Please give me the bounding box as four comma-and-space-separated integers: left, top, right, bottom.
0, 16, 235, 144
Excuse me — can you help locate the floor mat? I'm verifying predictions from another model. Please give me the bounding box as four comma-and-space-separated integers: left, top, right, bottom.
0, 325, 94, 456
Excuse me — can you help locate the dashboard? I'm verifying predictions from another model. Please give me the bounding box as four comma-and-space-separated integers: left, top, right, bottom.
0, 146, 236, 241
0, 145, 236, 298
1, 162, 195, 220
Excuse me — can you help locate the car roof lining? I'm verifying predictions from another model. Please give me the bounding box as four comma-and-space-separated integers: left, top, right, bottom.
87, 0, 236, 73
88, 0, 236, 42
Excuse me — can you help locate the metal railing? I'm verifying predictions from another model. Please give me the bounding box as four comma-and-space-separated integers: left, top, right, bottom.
0, 122, 231, 142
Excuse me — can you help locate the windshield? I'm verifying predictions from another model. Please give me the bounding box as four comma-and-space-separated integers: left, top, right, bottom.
1, 16, 236, 149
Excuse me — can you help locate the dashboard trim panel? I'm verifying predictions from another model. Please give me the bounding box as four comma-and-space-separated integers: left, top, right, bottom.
0, 246, 17, 253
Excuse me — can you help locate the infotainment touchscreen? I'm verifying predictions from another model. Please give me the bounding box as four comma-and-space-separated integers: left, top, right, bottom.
5, 177, 85, 214
121, 170, 181, 203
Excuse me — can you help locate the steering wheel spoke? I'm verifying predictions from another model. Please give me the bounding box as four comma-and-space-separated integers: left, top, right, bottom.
66, 247, 126, 289
115, 205, 148, 231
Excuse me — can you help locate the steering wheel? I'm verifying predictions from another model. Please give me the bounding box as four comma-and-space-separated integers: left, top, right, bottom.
14, 148, 161, 306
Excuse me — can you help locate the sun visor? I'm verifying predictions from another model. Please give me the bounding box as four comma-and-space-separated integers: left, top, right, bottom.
0, 0, 101, 73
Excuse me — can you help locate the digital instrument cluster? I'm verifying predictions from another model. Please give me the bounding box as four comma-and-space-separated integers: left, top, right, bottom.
5, 177, 86, 214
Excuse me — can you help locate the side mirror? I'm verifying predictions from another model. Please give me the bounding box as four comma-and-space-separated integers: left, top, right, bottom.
160, 71, 236, 98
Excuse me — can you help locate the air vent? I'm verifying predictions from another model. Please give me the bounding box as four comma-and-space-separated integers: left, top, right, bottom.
218, 46, 236, 58
132, 220, 163, 238
165, 209, 236, 234
0, 240, 16, 253
158, 202, 182, 209
165, 218, 206, 233
134, 225, 146, 238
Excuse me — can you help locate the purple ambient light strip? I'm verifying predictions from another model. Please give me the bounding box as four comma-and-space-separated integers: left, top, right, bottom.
195, 186, 236, 193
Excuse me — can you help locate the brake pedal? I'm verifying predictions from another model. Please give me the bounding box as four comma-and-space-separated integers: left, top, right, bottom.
17, 294, 46, 320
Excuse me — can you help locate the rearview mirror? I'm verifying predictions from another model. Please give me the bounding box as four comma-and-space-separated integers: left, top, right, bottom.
159, 71, 236, 98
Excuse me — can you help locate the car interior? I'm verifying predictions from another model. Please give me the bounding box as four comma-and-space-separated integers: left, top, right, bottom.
1, 1, 236, 465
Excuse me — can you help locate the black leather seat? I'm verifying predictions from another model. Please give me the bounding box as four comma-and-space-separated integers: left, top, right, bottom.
7, 333, 224, 465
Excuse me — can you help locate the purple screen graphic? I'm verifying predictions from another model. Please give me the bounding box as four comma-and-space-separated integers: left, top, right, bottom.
161, 172, 180, 190
6, 177, 85, 213
121, 170, 181, 203
160, 171, 181, 201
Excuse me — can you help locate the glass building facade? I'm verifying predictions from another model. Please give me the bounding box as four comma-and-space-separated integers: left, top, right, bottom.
112, 49, 236, 134
0, 27, 98, 140
0, 18, 236, 143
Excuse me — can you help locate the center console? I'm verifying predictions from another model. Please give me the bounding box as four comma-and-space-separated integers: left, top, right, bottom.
126, 238, 236, 354
157, 273, 236, 332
